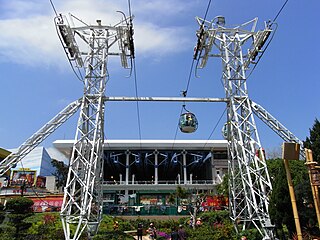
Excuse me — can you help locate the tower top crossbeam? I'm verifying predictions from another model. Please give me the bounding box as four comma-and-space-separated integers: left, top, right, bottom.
194, 16, 271, 71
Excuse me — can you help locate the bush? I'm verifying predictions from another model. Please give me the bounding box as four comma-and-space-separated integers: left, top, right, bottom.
6, 197, 34, 214
93, 230, 134, 240
0, 211, 267, 239
0, 224, 16, 239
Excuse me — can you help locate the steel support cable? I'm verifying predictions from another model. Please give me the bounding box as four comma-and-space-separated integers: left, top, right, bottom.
202, 106, 227, 149
49, 0, 58, 16
170, 57, 195, 151
183, 0, 212, 97
54, 16, 84, 83
246, 23, 278, 80
50, 0, 81, 81
273, 0, 289, 23
128, 0, 142, 149
50, 0, 84, 82
171, 0, 213, 152
247, 0, 289, 79
132, 60, 142, 145
182, 0, 213, 97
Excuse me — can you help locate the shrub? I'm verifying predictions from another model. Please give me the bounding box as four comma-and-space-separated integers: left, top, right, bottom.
6, 197, 34, 214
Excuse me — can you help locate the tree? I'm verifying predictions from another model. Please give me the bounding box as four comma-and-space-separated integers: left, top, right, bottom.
303, 118, 320, 236
176, 185, 188, 201
304, 118, 320, 162
6, 197, 34, 238
267, 158, 318, 239
6, 197, 34, 214
216, 173, 229, 196
51, 159, 68, 189
268, 159, 294, 238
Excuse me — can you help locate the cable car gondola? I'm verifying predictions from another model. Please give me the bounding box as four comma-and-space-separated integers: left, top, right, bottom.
179, 108, 198, 133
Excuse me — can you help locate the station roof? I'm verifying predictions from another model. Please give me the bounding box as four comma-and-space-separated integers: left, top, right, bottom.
53, 139, 228, 157
0, 148, 11, 159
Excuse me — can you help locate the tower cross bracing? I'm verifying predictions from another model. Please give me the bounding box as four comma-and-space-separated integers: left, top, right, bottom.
194, 17, 274, 238
0, 9, 309, 240
55, 14, 134, 240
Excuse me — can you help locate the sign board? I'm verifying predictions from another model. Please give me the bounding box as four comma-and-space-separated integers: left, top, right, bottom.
11, 169, 36, 187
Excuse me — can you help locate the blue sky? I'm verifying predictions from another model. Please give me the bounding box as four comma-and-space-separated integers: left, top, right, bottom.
0, 0, 319, 159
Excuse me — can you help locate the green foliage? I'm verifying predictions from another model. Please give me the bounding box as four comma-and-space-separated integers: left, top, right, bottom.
0, 202, 5, 224
6, 197, 34, 214
0, 211, 265, 239
93, 230, 135, 240
26, 213, 62, 239
169, 211, 238, 240
304, 118, 320, 162
216, 173, 229, 196
268, 159, 294, 235
167, 193, 175, 205
94, 216, 135, 239
176, 185, 188, 199
5, 197, 34, 238
0, 224, 16, 239
267, 158, 319, 238
51, 159, 68, 188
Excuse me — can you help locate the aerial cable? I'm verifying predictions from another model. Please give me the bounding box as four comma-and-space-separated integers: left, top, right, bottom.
49, 0, 58, 17
247, 0, 286, 80
181, 60, 196, 98
128, 0, 135, 65
69, 13, 90, 27
273, 0, 289, 23
133, 60, 142, 145
247, 0, 288, 78
247, 0, 289, 79
171, 0, 213, 148
201, 106, 227, 150
192, 0, 213, 77
181, 0, 213, 99
52, 3, 84, 83
171, 106, 185, 151
246, 23, 278, 80
54, 16, 84, 83
203, 0, 212, 21
182, 0, 213, 98
127, 0, 142, 147
116, 9, 135, 77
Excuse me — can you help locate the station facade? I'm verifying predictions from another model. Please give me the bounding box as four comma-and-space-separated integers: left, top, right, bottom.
54, 139, 229, 214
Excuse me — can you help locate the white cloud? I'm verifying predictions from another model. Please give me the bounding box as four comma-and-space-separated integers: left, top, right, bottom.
0, 0, 194, 67
134, 22, 191, 57
0, 16, 64, 67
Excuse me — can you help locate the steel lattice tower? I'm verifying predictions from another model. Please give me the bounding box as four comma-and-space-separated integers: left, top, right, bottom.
194, 17, 274, 239
0, 8, 309, 240
55, 14, 134, 240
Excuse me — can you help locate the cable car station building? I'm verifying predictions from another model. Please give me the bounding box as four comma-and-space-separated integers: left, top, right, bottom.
54, 139, 228, 214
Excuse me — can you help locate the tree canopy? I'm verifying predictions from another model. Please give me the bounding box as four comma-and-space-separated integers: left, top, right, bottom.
267, 118, 320, 238
304, 118, 320, 162
51, 159, 68, 189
